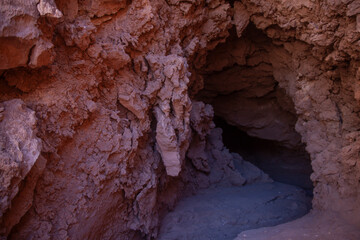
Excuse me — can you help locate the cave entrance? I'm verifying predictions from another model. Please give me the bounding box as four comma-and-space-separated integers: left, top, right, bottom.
159, 24, 314, 240
196, 23, 314, 195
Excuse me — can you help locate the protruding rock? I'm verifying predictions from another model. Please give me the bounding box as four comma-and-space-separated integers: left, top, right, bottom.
0, 99, 42, 234
233, 2, 250, 37
37, 0, 63, 18
154, 107, 181, 176
28, 39, 55, 68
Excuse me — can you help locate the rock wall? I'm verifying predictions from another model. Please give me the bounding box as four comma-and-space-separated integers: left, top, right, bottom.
235, 0, 360, 226
200, 0, 360, 229
0, 0, 267, 239
0, 100, 44, 236
0, 0, 359, 239
198, 0, 360, 229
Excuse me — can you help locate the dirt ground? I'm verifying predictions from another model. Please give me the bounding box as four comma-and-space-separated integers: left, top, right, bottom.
159, 182, 311, 240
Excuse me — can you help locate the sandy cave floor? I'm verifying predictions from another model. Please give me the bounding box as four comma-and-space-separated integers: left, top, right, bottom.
158, 182, 311, 240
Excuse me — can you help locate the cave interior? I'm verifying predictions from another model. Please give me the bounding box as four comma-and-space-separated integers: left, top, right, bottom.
197, 23, 314, 195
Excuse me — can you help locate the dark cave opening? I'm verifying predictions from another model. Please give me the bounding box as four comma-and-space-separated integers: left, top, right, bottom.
159, 24, 315, 240
196, 23, 314, 197
214, 116, 313, 196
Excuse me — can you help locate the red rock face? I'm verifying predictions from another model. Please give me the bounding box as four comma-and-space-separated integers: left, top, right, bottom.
0, 0, 359, 239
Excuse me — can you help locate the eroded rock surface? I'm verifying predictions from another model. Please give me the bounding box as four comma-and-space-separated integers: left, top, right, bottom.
0, 0, 359, 239
0, 0, 237, 239
235, 1, 360, 227
197, 0, 360, 237
0, 99, 44, 236
0, 0, 60, 70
